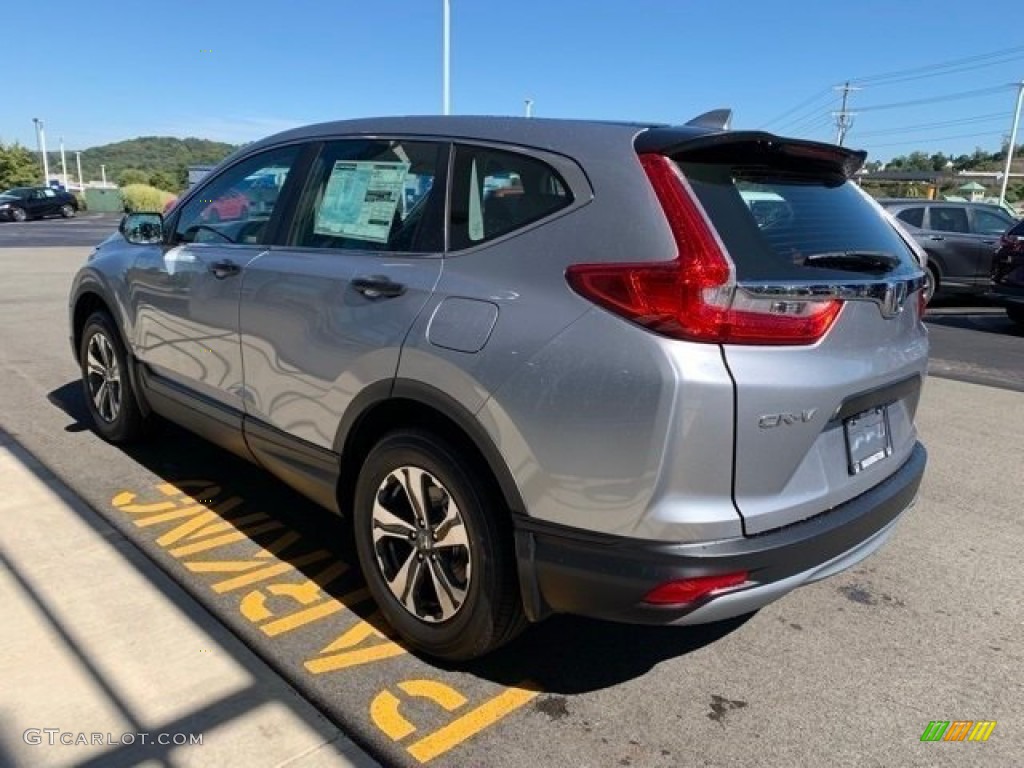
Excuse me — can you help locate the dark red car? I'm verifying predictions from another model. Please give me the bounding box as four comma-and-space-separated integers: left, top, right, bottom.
989, 217, 1024, 328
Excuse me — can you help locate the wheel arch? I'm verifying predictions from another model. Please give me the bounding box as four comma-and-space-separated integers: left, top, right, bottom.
333, 380, 527, 524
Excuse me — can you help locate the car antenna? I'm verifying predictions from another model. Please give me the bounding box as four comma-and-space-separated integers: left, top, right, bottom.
684, 109, 733, 131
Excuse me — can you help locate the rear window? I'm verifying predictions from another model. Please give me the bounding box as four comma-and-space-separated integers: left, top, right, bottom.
895, 207, 924, 228
676, 161, 918, 281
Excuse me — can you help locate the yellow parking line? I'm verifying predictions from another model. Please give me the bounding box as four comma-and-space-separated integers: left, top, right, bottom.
407, 684, 538, 763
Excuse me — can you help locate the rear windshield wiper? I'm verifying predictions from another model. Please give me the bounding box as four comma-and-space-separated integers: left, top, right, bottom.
802, 251, 900, 273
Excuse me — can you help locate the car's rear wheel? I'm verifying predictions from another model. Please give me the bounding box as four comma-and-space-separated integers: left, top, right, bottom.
924, 263, 939, 304
60, 203, 75, 218
1007, 306, 1024, 328
353, 430, 526, 661
79, 312, 150, 443
10, 207, 27, 222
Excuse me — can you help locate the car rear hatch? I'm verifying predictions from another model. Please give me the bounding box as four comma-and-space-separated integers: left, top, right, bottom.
571, 129, 929, 536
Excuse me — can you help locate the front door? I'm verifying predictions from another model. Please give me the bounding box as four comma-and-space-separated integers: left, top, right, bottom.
969, 207, 1016, 284
128, 145, 303, 411
238, 138, 447, 449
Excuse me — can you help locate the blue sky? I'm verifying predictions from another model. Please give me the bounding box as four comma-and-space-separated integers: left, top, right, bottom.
4, 0, 1023, 161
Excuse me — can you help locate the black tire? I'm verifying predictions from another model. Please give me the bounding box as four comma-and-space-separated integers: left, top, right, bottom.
79, 312, 150, 443
353, 430, 526, 661
1008, 306, 1024, 328
10, 207, 27, 222
60, 203, 75, 218
924, 264, 939, 305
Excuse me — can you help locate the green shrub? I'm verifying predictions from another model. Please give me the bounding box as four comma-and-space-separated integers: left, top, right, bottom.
74, 192, 87, 211
121, 184, 175, 213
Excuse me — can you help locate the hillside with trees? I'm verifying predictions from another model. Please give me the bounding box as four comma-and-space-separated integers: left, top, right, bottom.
42, 136, 237, 193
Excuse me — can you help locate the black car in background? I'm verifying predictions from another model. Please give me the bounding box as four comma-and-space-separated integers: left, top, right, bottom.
0, 186, 79, 222
879, 199, 1017, 301
989, 217, 1024, 328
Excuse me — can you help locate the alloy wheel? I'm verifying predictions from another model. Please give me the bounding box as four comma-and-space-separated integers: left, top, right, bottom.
85, 332, 122, 423
371, 466, 471, 623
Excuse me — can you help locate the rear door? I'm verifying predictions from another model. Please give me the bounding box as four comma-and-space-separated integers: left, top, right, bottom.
675, 147, 928, 534
923, 205, 977, 289
238, 137, 446, 449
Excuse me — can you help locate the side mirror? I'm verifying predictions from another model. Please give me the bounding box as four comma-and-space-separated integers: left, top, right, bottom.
120, 212, 165, 245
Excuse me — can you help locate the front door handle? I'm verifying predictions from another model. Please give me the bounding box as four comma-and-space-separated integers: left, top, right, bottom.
352, 275, 406, 299
208, 259, 241, 279
928, 235, 945, 241
982, 239, 997, 245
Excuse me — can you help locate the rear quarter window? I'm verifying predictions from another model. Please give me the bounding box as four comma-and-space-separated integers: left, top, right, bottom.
677, 161, 918, 281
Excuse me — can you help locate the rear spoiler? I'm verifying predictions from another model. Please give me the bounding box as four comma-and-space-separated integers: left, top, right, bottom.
635, 128, 867, 180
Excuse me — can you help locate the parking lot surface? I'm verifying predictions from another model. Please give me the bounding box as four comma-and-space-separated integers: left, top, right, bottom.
1, 243, 1022, 766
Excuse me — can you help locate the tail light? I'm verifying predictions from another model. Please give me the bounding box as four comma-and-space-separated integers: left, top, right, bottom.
565, 154, 842, 345
643, 571, 749, 606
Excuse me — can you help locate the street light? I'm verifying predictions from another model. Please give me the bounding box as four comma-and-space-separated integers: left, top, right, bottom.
524, 99, 534, 118
76, 151, 85, 193
442, 0, 450, 114
32, 118, 50, 185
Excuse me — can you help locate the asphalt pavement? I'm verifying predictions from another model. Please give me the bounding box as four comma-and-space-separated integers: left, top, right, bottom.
0, 213, 121, 248
1, 241, 1022, 767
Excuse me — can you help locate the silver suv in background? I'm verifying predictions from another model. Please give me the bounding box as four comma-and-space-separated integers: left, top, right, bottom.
879, 199, 1017, 301
69, 114, 928, 660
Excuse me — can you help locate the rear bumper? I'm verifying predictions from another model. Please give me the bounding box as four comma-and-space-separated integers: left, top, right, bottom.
514, 441, 926, 623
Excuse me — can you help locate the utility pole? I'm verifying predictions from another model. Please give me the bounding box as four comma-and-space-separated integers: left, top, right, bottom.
442, 0, 450, 115
76, 151, 84, 192
101, 164, 107, 187
833, 81, 860, 146
998, 80, 1024, 207
524, 98, 534, 118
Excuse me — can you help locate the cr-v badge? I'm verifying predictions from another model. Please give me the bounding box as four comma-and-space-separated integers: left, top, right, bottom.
759, 409, 818, 429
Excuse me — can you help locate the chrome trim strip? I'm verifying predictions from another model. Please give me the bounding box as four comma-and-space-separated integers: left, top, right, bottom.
738, 274, 927, 318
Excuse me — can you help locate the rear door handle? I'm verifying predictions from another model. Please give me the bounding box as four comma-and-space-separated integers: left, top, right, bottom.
982, 239, 997, 245
208, 259, 241, 279
352, 275, 406, 299
928, 235, 945, 241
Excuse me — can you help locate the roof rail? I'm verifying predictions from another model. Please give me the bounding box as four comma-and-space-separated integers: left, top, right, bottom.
684, 109, 732, 131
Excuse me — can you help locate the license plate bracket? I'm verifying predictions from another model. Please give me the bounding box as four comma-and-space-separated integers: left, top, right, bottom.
844, 405, 892, 475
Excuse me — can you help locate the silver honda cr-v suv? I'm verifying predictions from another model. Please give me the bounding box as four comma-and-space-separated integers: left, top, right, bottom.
69, 113, 928, 660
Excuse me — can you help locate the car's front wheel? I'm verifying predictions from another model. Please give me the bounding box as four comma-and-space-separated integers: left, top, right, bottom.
10, 207, 27, 222
353, 430, 526, 661
79, 312, 150, 443
61, 203, 76, 218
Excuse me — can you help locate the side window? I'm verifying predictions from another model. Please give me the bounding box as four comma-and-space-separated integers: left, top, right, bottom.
172, 145, 299, 246
895, 207, 924, 228
973, 209, 1012, 236
290, 139, 442, 252
928, 206, 968, 234
43, 188, 57, 198
449, 145, 572, 250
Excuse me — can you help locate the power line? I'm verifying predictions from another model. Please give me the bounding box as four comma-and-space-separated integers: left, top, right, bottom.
849, 44, 1024, 85
855, 112, 1008, 138
760, 88, 834, 129
849, 53, 1024, 88
863, 129, 1005, 150
856, 85, 1010, 113
779, 96, 842, 134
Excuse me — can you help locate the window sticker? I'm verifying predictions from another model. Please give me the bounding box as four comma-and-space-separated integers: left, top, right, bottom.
315, 160, 410, 243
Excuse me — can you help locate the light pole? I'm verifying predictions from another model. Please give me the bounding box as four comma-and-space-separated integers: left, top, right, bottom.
60, 137, 68, 189
32, 118, 50, 185
101, 164, 107, 187
998, 80, 1024, 207
76, 152, 85, 192
442, 0, 451, 115
524, 99, 534, 118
